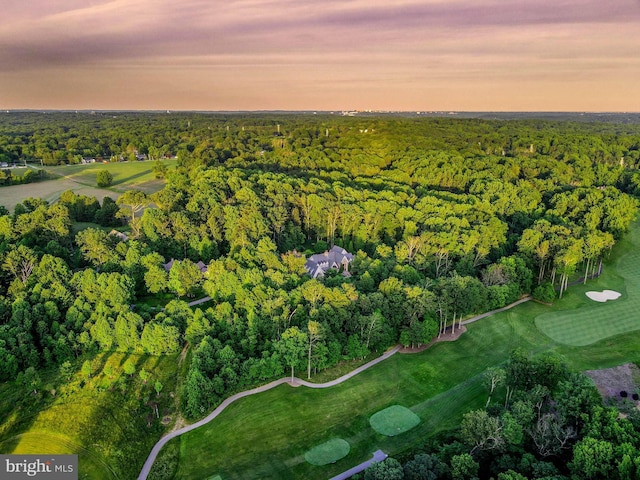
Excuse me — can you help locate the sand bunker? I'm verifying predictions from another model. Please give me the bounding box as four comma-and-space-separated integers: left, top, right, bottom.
585, 290, 621, 302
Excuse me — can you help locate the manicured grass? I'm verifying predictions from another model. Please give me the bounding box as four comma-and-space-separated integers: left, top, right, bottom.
369, 406, 420, 436
536, 220, 640, 346
45, 159, 178, 193
169, 221, 640, 480
304, 438, 350, 465
0, 352, 181, 480
0, 160, 177, 212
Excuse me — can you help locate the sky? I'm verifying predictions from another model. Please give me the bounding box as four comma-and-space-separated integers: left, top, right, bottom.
1, 0, 640, 112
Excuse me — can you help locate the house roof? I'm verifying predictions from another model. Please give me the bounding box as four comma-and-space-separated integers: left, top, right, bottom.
304, 245, 354, 278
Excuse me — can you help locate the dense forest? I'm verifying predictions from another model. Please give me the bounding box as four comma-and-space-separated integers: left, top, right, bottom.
1, 112, 640, 478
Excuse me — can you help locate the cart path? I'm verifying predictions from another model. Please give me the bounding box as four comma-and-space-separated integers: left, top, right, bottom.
137, 346, 400, 479
330, 449, 388, 480
138, 295, 533, 479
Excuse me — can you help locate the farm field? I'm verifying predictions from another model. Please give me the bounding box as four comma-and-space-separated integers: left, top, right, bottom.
0, 159, 177, 212
165, 220, 640, 480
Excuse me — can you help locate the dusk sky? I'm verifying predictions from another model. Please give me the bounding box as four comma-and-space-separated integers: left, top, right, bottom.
1, 0, 639, 111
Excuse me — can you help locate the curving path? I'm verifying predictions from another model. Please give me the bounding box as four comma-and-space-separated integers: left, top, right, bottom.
137, 346, 400, 480
138, 295, 533, 480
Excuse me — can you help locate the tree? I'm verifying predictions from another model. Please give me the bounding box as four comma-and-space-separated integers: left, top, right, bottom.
139, 368, 150, 384
59, 360, 74, 380
276, 327, 308, 381
81, 360, 92, 380
483, 367, 506, 407
450, 453, 479, 480
460, 409, 505, 454
123, 359, 135, 376
116, 190, 149, 224
75, 228, 118, 266
154, 380, 163, 397
168, 259, 202, 298
18, 366, 41, 395
96, 170, 113, 187
3, 245, 37, 285
153, 160, 168, 179
306, 320, 323, 379
365, 458, 404, 480
404, 453, 447, 480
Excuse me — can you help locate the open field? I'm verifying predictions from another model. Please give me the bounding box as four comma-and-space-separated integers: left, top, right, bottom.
167, 220, 640, 480
0, 352, 181, 480
0, 159, 177, 212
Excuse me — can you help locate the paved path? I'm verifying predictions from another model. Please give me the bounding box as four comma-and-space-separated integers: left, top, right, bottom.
461, 295, 532, 326
137, 346, 400, 480
187, 296, 211, 307
330, 450, 388, 480
138, 295, 533, 479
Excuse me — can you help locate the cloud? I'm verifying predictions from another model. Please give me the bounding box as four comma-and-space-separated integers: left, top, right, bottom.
0, 0, 639, 110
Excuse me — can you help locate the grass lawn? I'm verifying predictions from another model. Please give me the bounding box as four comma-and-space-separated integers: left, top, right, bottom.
0, 352, 181, 480
45, 159, 178, 194
369, 405, 421, 436
304, 438, 350, 465
0, 159, 177, 212
168, 220, 640, 480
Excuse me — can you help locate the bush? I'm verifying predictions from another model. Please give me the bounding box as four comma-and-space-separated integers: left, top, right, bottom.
533, 282, 556, 304
621, 390, 628, 398
96, 169, 113, 187
632, 393, 639, 401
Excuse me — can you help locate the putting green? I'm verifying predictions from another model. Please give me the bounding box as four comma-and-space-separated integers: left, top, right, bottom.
369, 405, 420, 436
304, 438, 350, 465
536, 222, 640, 346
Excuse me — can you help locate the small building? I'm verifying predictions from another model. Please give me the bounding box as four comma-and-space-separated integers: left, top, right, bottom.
305, 245, 354, 278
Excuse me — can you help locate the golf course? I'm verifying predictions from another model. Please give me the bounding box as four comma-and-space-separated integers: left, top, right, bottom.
148, 218, 640, 480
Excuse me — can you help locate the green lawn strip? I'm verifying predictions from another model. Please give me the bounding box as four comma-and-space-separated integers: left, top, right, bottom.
369, 406, 420, 436
304, 438, 350, 465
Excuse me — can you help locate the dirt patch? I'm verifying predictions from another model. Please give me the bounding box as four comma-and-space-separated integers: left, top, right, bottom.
584, 363, 640, 398
399, 326, 467, 354
170, 413, 189, 433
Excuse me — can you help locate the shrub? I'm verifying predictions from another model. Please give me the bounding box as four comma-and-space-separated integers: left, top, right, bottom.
533, 282, 556, 304
96, 169, 113, 187
621, 390, 628, 398
632, 393, 639, 400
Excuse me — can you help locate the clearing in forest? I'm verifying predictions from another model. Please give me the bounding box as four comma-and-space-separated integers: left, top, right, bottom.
304, 438, 350, 465
369, 405, 420, 436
